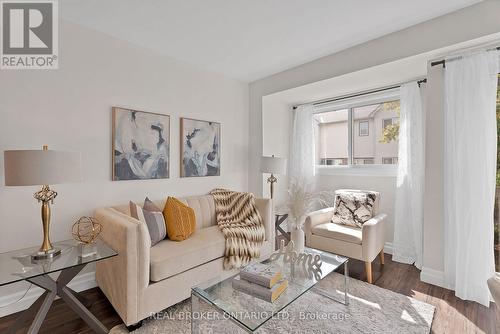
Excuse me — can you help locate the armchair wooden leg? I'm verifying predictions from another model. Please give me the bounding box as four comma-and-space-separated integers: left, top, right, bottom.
365, 262, 373, 284
379, 249, 385, 265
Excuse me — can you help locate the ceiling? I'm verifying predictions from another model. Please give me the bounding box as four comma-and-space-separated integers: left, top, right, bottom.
61, 0, 482, 82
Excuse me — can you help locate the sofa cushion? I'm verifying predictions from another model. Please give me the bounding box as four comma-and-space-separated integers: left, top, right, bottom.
112, 195, 217, 229
150, 225, 225, 282
163, 197, 196, 241
311, 222, 362, 244
179, 195, 216, 229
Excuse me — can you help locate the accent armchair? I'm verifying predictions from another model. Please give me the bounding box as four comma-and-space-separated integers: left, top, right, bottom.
304, 189, 386, 283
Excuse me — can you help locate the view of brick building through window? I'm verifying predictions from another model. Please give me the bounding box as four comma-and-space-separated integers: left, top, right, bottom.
315, 100, 400, 166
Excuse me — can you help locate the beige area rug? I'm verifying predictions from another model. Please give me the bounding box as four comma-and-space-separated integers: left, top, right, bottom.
110, 273, 435, 333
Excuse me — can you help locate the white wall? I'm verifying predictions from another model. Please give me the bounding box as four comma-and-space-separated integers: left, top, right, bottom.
0, 20, 249, 314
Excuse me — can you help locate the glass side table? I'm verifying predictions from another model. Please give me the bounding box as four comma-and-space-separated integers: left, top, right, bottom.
0, 239, 117, 334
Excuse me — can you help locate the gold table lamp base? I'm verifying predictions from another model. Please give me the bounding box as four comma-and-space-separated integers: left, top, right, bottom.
267, 173, 277, 199
32, 182, 61, 261
32, 248, 62, 261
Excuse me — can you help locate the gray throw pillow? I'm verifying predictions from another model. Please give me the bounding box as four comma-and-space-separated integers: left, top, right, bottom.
130, 198, 167, 246
331, 191, 376, 228
143, 197, 162, 212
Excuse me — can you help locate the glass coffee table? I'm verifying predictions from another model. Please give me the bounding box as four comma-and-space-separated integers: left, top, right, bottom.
191, 247, 348, 333
0, 239, 117, 334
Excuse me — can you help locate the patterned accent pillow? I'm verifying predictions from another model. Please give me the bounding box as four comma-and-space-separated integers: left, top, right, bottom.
130, 198, 167, 246
162, 197, 196, 241
331, 191, 377, 228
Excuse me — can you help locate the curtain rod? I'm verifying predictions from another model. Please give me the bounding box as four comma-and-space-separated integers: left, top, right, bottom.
431, 46, 500, 68
292, 78, 426, 110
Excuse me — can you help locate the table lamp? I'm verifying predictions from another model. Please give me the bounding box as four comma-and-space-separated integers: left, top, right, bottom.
260, 155, 287, 199
4, 146, 81, 260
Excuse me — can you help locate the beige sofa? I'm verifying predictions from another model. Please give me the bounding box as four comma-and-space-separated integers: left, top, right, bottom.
94, 195, 274, 328
304, 189, 386, 283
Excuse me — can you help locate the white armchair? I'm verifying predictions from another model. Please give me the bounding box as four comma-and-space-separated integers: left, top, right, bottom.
304, 189, 386, 283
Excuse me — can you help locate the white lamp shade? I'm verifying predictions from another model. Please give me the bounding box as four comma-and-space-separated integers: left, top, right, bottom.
4, 149, 82, 186
261, 156, 287, 175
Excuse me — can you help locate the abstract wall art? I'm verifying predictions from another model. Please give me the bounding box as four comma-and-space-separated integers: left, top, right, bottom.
112, 107, 170, 180
180, 118, 220, 177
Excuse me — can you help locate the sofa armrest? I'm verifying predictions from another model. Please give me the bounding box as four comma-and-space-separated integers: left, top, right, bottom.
361, 213, 387, 262
304, 208, 335, 237
255, 198, 274, 244
94, 207, 151, 325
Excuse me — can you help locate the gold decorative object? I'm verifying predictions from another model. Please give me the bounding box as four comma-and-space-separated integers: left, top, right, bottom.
72, 217, 102, 245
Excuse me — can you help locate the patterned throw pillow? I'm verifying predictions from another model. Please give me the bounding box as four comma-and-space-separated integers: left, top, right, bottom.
331, 191, 377, 228
130, 198, 167, 246
162, 197, 196, 241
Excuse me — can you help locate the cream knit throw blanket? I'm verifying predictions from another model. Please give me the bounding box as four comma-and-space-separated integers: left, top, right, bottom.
210, 189, 266, 269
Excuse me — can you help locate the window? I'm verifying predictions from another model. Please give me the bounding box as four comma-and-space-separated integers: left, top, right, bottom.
359, 121, 369, 136
382, 118, 393, 129
382, 117, 399, 129
315, 92, 400, 168
315, 108, 349, 166
354, 101, 399, 165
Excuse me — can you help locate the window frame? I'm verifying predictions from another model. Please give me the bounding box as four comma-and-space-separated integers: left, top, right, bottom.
314, 88, 400, 177
382, 118, 393, 129
358, 120, 369, 136
382, 117, 400, 130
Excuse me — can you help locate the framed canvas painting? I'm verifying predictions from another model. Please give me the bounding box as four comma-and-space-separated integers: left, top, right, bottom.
180, 117, 220, 177
112, 107, 170, 180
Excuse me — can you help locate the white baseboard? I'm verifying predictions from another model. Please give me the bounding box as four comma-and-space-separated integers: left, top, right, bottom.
0, 271, 97, 318
420, 267, 445, 288
384, 242, 393, 255
384, 244, 447, 290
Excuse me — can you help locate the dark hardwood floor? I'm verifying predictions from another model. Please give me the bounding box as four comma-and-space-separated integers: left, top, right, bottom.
1, 253, 499, 333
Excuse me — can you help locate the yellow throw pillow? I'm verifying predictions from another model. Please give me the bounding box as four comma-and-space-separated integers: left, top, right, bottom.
163, 197, 196, 241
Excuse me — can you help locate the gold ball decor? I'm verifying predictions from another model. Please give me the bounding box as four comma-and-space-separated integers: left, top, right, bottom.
72, 216, 102, 245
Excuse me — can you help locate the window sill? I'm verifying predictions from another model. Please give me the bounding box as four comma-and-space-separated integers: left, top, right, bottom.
316, 165, 398, 177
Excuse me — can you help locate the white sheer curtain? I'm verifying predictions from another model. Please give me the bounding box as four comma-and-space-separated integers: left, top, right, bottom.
443, 50, 499, 307
392, 82, 425, 269
289, 104, 316, 183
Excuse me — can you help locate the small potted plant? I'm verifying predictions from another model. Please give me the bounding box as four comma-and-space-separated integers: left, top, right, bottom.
284, 177, 327, 253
